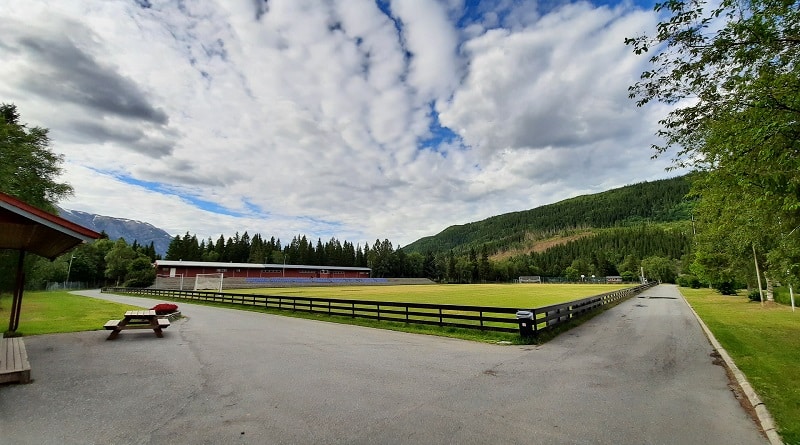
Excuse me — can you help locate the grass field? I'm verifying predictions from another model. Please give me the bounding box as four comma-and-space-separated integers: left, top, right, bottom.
227, 283, 632, 308
1, 291, 143, 336
681, 288, 800, 444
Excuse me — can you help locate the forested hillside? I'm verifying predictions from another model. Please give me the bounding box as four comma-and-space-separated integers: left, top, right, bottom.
521, 224, 692, 278
404, 175, 694, 256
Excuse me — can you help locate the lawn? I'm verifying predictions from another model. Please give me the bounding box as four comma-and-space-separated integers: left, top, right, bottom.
681, 288, 800, 445
227, 283, 632, 308
1, 291, 143, 336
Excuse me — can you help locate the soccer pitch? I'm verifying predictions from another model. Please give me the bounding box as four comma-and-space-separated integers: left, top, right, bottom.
227, 283, 633, 308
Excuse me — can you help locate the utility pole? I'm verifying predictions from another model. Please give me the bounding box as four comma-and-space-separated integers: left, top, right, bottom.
65, 254, 76, 289
752, 244, 764, 305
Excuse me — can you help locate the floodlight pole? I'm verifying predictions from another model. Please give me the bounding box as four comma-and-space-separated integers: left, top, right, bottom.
65, 254, 75, 289
753, 244, 764, 305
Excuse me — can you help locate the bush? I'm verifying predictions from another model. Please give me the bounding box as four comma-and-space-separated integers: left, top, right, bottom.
747, 290, 762, 302
677, 274, 702, 288
713, 281, 738, 295
771, 286, 798, 305
151, 303, 178, 315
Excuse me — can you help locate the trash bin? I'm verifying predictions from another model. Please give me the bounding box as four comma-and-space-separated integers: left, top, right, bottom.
516, 310, 534, 338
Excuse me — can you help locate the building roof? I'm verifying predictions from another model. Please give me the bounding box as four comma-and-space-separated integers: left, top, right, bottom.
155, 260, 371, 272
0, 192, 102, 260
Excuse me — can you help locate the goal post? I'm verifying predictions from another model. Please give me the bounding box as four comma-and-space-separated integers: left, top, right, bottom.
156, 273, 184, 290
518, 276, 542, 283
194, 273, 223, 291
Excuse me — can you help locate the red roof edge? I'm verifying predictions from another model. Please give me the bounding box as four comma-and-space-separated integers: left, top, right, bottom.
0, 191, 102, 240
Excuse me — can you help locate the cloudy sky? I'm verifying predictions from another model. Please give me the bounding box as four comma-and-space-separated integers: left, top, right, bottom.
0, 0, 681, 247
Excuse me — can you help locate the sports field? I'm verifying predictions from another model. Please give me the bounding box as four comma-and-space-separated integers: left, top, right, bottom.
227, 283, 633, 308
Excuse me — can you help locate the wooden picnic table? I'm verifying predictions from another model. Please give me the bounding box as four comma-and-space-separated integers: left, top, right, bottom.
104, 310, 169, 340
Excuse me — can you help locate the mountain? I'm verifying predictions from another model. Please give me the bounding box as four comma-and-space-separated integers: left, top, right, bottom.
57, 208, 173, 256
403, 174, 695, 256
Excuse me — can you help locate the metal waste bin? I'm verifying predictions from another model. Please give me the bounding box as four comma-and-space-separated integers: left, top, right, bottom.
516, 310, 534, 337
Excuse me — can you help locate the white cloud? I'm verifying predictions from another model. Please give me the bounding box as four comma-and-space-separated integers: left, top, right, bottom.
0, 0, 676, 247
390, 0, 461, 100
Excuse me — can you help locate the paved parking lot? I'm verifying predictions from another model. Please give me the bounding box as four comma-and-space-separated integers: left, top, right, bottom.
0, 286, 767, 444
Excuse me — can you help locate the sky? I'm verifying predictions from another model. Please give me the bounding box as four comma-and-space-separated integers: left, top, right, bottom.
0, 0, 681, 247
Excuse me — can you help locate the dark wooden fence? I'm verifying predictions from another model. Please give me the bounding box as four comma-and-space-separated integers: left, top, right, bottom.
102, 282, 657, 336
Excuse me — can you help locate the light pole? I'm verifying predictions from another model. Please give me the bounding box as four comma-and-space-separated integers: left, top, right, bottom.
66, 255, 76, 289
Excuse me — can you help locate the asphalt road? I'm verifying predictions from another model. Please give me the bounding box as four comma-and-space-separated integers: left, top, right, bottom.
0, 285, 767, 444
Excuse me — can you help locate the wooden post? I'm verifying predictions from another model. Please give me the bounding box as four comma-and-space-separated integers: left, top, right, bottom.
753, 244, 764, 305
7, 250, 25, 333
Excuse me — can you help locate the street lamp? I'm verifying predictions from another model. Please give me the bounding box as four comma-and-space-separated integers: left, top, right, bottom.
66, 255, 76, 289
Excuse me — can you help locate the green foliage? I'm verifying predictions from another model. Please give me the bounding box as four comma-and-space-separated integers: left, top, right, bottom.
525, 225, 692, 278
770, 286, 798, 306
0, 103, 72, 210
404, 176, 694, 256
103, 238, 155, 287
641, 256, 679, 283
628, 0, 800, 300
676, 274, 702, 289
124, 256, 156, 287
714, 281, 738, 296
564, 266, 580, 282
0, 103, 73, 292
165, 231, 371, 270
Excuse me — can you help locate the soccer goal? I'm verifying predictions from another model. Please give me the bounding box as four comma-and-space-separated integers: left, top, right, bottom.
156, 273, 184, 290
194, 273, 223, 291
518, 276, 542, 283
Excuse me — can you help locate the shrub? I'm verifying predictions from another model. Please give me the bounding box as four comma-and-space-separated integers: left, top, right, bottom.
677, 274, 702, 288
713, 281, 737, 295
151, 303, 178, 315
747, 290, 762, 302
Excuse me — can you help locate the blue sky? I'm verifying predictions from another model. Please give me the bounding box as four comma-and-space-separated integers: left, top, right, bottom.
0, 0, 678, 246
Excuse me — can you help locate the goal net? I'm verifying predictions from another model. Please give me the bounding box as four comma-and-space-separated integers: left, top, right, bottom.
194, 273, 223, 291
518, 276, 542, 283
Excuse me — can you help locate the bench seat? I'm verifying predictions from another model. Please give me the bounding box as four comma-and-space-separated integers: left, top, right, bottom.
104, 320, 121, 330
0, 337, 31, 384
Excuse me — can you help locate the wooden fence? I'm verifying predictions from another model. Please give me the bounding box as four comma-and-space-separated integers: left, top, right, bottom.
102, 282, 657, 336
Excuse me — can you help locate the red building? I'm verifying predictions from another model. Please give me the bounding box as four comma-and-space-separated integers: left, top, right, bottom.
155, 260, 371, 279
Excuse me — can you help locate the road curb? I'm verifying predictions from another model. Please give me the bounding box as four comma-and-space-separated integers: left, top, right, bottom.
680, 293, 783, 445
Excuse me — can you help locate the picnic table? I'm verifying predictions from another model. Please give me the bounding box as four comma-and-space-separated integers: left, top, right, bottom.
104, 310, 170, 340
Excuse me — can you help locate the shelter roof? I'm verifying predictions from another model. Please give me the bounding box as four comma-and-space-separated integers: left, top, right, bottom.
0, 192, 101, 260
